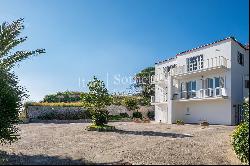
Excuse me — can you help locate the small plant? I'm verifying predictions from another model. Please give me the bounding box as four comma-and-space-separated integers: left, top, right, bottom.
147, 111, 155, 120
176, 120, 184, 125
133, 111, 142, 119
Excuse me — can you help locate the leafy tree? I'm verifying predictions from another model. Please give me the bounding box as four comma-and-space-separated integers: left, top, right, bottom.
232, 98, 249, 164
0, 69, 27, 144
0, 18, 45, 143
134, 67, 155, 103
0, 18, 45, 70
82, 76, 112, 126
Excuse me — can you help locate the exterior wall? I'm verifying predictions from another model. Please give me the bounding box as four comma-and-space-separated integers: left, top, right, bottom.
230, 40, 249, 125
173, 100, 231, 125
176, 40, 232, 68
155, 105, 168, 123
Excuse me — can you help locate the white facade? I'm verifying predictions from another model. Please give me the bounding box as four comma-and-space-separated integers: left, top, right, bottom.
151, 37, 249, 125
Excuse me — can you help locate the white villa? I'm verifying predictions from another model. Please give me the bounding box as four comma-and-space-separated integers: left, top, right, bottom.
151, 37, 249, 125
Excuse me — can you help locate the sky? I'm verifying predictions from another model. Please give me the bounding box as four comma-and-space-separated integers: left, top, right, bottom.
0, 0, 249, 102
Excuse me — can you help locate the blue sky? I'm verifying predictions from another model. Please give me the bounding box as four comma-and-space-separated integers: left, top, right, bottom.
0, 0, 249, 101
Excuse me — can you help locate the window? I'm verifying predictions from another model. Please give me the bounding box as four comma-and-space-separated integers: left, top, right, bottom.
187, 80, 196, 98
187, 54, 204, 72
245, 80, 249, 88
205, 78, 214, 97
214, 77, 221, 96
237, 52, 244, 66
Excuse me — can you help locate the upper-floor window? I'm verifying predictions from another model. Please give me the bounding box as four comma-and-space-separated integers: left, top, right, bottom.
187, 54, 204, 72
237, 52, 244, 66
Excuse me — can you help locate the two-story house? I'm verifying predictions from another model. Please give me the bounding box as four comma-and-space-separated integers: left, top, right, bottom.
151, 37, 249, 125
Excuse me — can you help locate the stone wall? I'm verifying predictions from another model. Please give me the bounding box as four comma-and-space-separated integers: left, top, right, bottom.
27, 105, 154, 119
27, 106, 86, 119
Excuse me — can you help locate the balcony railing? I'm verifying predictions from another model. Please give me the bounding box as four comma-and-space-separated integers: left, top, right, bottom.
173, 87, 228, 100
170, 56, 229, 76
151, 73, 168, 84
151, 94, 168, 103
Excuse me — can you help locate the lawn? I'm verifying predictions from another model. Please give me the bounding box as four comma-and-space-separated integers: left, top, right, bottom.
0, 122, 242, 165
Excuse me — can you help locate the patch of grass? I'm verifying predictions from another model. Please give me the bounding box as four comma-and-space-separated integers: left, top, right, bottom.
86, 124, 116, 132
176, 120, 184, 125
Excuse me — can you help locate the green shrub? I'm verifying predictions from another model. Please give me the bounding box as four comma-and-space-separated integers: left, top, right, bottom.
108, 115, 122, 121
120, 112, 129, 118
122, 97, 139, 110
43, 91, 86, 103
176, 120, 184, 125
232, 122, 249, 163
147, 111, 155, 120
232, 101, 249, 164
133, 111, 142, 119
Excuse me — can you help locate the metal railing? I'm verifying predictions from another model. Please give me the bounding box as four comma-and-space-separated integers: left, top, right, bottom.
170, 56, 229, 76
173, 87, 227, 100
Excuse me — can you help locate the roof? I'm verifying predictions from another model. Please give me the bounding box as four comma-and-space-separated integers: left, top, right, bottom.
156, 36, 248, 65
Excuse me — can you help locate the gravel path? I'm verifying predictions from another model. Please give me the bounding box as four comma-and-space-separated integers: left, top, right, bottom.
0, 122, 242, 165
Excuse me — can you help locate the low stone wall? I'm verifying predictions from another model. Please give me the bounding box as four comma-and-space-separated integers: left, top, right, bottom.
27, 105, 154, 119
27, 106, 86, 119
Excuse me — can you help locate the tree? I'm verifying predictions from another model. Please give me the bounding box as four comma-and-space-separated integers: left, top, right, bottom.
81, 76, 112, 126
134, 67, 155, 103
0, 18, 45, 143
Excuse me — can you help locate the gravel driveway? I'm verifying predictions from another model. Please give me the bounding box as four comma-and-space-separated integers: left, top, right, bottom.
0, 122, 241, 165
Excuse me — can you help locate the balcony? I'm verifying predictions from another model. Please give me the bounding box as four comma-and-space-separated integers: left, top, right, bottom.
151, 73, 168, 84
170, 56, 229, 79
172, 87, 228, 101
151, 95, 168, 104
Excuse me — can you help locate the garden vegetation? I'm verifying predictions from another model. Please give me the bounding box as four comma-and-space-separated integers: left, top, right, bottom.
232, 98, 249, 164
0, 18, 45, 144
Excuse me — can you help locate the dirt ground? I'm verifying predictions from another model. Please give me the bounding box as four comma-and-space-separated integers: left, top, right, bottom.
0, 122, 242, 165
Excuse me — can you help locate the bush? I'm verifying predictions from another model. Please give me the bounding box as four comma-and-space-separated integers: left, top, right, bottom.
147, 111, 155, 120
108, 115, 122, 121
120, 112, 129, 118
133, 111, 142, 119
122, 97, 139, 110
108, 113, 131, 121
232, 122, 249, 163
176, 120, 184, 125
232, 101, 249, 164
43, 91, 86, 103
